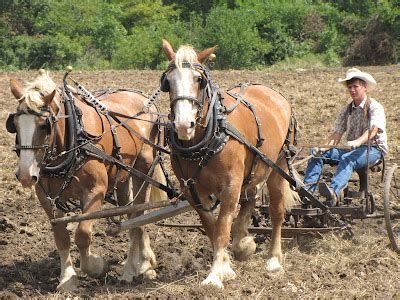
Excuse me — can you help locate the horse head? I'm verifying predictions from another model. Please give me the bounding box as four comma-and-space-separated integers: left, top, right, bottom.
7, 70, 59, 187
161, 39, 217, 141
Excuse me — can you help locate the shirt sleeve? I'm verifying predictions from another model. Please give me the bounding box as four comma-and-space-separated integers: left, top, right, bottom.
333, 106, 348, 135
369, 101, 386, 133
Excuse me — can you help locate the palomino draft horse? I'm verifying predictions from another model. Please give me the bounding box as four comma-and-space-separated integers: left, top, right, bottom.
6, 70, 166, 291
161, 40, 299, 288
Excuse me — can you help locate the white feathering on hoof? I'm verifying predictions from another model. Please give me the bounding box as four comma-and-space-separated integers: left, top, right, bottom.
266, 257, 284, 274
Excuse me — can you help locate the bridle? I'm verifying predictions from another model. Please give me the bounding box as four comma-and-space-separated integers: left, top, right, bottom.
6, 106, 56, 157
161, 62, 211, 123
6, 97, 62, 176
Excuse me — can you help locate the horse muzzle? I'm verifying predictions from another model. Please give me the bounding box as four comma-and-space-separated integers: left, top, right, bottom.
15, 158, 40, 188
173, 120, 196, 141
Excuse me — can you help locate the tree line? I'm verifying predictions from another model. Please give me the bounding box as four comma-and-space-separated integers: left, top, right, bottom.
0, 0, 398, 70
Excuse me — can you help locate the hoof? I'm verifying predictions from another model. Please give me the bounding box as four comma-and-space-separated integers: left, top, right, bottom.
222, 267, 236, 281
143, 269, 157, 280
119, 268, 156, 283
266, 257, 284, 274
233, 236, 257, 261
201, 273, 224, 289
57, 275, 78, 293
119, 271, 134, 283
81, 255, 109, 278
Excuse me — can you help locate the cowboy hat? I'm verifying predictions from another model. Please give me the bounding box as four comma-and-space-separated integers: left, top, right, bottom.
338, 68, 377, 91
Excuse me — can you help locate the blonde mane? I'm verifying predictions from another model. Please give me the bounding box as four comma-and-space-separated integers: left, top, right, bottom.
174, 45, 198, 72
21, 70, 57, 112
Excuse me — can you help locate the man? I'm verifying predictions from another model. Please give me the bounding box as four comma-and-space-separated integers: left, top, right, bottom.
303, 68, 388, 206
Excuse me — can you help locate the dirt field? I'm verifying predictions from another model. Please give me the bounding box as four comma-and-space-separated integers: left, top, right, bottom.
1, 66, 399, 298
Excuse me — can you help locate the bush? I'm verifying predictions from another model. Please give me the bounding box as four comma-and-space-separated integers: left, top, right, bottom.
343, 3, 399, 65
197, 5, 268, 69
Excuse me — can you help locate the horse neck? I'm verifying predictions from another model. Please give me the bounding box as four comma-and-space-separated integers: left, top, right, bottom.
51, 92, 69, 152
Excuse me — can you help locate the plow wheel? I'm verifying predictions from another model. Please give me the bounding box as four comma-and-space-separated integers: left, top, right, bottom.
383, 164, 400, 253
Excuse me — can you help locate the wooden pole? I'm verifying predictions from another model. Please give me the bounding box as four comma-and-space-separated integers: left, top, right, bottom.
296, 144, 352, 150
156, 223, 344, 238
50, 200, 178, 225
106, 200, 193, 236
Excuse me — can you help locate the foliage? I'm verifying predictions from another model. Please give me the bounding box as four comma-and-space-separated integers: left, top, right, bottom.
196, 5, 268, 69
343, 1, 399, 65
0, 0, 398, 70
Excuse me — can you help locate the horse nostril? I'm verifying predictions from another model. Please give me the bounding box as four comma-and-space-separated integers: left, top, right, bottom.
190, 121, 195, 128
15, 171, 20, 181
32, 176, 38, 183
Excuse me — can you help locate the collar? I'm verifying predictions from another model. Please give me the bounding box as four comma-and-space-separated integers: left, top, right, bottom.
351, 95, 367, 109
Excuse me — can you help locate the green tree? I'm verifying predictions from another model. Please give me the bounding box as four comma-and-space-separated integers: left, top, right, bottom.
194, 5, 268, 69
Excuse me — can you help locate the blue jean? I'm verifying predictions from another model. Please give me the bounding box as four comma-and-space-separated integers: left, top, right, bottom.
303, 146, 382, 197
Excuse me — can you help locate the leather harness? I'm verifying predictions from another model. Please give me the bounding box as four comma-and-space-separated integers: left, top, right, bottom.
166, 63, 299, 212
8, 73, 178, 214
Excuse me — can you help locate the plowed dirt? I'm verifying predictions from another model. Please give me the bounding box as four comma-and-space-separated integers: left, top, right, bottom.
1, 66, 399, 298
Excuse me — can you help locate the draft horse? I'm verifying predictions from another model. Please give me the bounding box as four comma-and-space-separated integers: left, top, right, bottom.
6, 70, 166, 291
161, 40, 299, 288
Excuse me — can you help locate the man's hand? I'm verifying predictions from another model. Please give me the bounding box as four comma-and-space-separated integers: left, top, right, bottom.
347, 140, 362, 148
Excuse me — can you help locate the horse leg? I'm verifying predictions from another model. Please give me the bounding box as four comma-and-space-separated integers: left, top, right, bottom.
119, 177, 157, 282
265, 172, 286, 274
75, 186, 109, 278
231, 192, 257, 261
120, 144, 162, 282
201, 186, 241, 289
35, 187, 78, 292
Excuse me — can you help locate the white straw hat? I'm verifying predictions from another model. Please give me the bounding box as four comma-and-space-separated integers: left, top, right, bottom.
338, 68, 377, 91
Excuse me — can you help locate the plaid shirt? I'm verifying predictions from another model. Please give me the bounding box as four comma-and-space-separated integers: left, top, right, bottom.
334, 97, 388, 154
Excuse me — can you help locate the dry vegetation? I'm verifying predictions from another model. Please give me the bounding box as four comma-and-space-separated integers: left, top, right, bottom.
0, 66, 399, 298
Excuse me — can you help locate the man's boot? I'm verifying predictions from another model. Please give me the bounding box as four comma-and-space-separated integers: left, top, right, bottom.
318, 182, 338, 207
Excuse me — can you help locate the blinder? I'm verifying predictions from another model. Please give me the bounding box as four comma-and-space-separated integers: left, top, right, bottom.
43, 117, 52, 134
199, 75, 207, 90
6, 111, 52, 135
6, 113, 17, 134
160, 72, 170, 92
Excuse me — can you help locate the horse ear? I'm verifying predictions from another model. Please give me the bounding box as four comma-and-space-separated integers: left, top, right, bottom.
197, 45, 218, 63
162, 39, 175, 61
43, 90, 56, 106
10, 79, 24, 100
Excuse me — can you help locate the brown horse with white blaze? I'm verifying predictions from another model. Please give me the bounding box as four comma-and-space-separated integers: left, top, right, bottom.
6, 70, 166, 291
161, 40, 299, 288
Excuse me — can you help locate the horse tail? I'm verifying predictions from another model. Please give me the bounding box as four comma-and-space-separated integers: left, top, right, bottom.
149, 163, 168, 202
276, 159, 301, 211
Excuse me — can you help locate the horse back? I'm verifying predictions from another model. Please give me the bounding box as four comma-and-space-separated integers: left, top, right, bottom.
75, 90, 157, 177
223, 84, 292, 159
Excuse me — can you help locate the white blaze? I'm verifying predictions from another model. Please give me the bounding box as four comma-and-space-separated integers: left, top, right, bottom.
171, 68, 199, 140
16, 114, 40, 186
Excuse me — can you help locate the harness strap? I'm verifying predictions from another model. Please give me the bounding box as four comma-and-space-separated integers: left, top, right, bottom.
204, 87, 219, 127
220, 119, 332, 213
173, 153, 220, 212
110, 113, 170, 155
82, 142, 176, 198
225, 89, 264, 147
